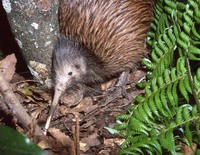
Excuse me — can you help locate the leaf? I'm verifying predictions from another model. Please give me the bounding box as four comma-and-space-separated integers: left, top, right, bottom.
167, 83, 176, 107
148, 96, 159, 117
129, 117, 149, 135
143, 101, 154, 120
0, 125, 46, 155
155, 91, 168, 117
0, 54, 17, 82
160, 88, 172, 117
184, 76, 192, 93
176, 107, 183, 124
179, 78, 189, 102
159, 129, 176, 154
114, 0, 200, 154
104, 127, 119, 134
185, 122, 193, 147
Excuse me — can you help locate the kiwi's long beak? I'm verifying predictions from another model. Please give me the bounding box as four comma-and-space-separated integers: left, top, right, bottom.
44, 88, 63, 134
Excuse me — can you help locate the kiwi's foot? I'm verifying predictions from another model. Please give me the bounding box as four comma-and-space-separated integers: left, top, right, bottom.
104, 71, 129, 104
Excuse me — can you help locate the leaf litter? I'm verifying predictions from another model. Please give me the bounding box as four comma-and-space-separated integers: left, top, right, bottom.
0, 54, 146, 154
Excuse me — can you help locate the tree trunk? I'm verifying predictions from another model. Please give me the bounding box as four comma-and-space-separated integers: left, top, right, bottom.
2, 0, 59, 86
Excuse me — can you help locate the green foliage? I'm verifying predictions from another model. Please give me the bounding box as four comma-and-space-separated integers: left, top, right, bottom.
115, 0, 200, 154
0, 125, 46, 155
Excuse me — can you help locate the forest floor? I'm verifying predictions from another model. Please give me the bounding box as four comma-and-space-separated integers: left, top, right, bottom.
0, 54, 146, 155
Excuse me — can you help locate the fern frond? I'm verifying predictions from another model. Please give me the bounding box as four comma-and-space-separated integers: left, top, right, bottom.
115, 0, 200, 154
159, 128, 176, 154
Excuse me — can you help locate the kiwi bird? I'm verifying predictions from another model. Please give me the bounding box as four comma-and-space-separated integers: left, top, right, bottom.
45, 0, 154, 132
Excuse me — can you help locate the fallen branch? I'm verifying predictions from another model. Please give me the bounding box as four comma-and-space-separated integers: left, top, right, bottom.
0, 71, 44, 135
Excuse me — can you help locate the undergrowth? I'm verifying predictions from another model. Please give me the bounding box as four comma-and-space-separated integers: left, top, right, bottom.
115, 0, 200, 154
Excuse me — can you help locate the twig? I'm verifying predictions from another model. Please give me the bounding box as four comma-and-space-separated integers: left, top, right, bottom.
0, 71, 44, 135
72, 125, 77, 154
75, 113, 80, 155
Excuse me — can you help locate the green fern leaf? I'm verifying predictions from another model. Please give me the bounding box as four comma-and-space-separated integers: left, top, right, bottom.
191, 105, 198, 117
149, 96, 160, 117
173, 24, 180, 38
143, 101, 154, 120
164, 6, 174, 15
137, 105, 153, 124
151, 50, 160, 63
154, 45, 164, 57
163, 33, 172, 48
155, 91, 169, 117
177, 38, 188, 50
145, 86, 152, 96
147, 39, 154, 46
184, 76, 192, 94
180, 32, 190, 43
114, 0, 200, 154
164, 0, 176, 9
188, 45, 200, 55
116, 114, 131, 121
167, 83, 177, 107
159, 128, 176, 154
183, 13, 194, 26
171, 68, 177, 81
135, 95, 145, 103
158, 36, 168, 52
183, 22, 191, 34
185, 122, 193, 147
161, 88, 172, 117
177, 58, 187, 75
188, 45, 200, 60
168, 27, 176, 43
120, 138, 132, 149
150, 23, 157, 31
114, 123, 128, 131
196, 68, 200, 80
187, 52, 200, 60
172, 80, 179, 106
148, 31, 156, 38
120, 138, 161, 155
134, 108, 146, 123
128, 104, 138, 112
141, 58, 154, 70
129, 117, 150, 135
176, 106, 183, 124
164, 69, 171, 83
157, 76, 165, 87
191, 25, 200, 39
177, 2, 186, 10
152, 78, 158, 92
182, 105, 191, 120
179, 78, 189, 102
188, 0, 198, 9
156, 59, 165, 76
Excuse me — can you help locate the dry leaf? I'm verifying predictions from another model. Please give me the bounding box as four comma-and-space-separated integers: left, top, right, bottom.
38, 128, 75, 155
61, 88, 83, 107
72, 97, 93, 112
0, 54, 17, 82
79, 141, 90, 152
81, 132, 101, 147
101, 78, 117, 91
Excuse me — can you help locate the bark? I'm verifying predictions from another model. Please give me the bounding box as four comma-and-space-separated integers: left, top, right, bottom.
2, 0, 59, 86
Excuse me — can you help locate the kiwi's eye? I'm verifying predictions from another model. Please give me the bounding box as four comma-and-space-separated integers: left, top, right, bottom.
68, 72, 73, 75
75, 64, 80, 69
